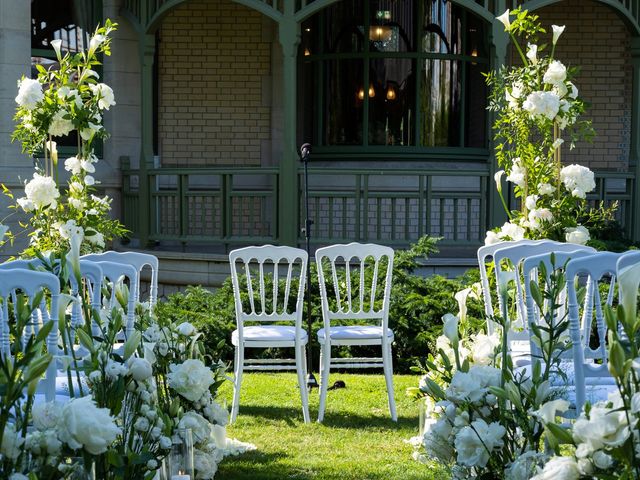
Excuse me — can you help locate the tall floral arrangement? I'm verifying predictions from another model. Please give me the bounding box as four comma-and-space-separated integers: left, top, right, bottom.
485, 9, 615, 246
10, 20, 126, 255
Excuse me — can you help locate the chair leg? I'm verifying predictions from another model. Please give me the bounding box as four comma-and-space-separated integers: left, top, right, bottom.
382, 340, 397, 422
231, 345, 244, 424
317, 341, 331, 423
296, 344, 311, 424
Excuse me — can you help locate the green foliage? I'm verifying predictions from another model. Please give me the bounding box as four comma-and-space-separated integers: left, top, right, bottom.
155, 237, 484, 373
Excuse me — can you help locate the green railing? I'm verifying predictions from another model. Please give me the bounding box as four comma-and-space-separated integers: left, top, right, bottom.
121, 157, 637, 251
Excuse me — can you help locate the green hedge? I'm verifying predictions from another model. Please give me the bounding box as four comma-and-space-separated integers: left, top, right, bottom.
153, 237, 484, 373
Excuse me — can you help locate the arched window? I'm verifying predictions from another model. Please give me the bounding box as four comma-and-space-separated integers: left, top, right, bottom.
300, 0, 489, 152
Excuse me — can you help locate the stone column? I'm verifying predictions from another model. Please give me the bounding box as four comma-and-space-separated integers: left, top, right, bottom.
0, 0, 32, 256
102, 0, 142, 232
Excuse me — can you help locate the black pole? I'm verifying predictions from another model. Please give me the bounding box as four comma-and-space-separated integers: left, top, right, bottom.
300, 143, 318, 391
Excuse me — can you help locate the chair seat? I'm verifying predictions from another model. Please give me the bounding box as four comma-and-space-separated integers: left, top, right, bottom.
317, 326, 394, 341
515, 360, 615, 387
232, 326, 308, 344
55, 371, 88, 396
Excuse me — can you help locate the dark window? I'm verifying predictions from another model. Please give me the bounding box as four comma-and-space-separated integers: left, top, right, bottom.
300, 0, 489, 151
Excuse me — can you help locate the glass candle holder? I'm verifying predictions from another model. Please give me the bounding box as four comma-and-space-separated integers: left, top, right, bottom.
169, 428, 195, 480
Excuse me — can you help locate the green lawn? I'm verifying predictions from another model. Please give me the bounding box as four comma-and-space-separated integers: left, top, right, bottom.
216, 373, 445, 480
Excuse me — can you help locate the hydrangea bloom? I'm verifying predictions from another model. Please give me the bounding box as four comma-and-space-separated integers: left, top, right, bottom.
523, 91, 560, 120
15, 78, 43, 109
23, 173, 60, 209
560, 164, 595, 198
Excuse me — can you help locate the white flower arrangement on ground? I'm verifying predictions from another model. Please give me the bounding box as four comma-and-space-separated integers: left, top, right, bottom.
486, 8, 616, 245
409, 262, 576, 479
9, 20, 126, 256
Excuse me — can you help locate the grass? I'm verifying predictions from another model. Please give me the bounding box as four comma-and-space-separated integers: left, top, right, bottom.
215, 372, 445, 480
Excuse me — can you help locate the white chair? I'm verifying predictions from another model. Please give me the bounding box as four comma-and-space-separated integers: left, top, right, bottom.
85, 260, 138, 339
82, 251, 158, 306
0, 269, 61, 402
229, 245, 310, 424
491, 242, 595, 364
315, 243, 396, 423
566, 252, 621, 414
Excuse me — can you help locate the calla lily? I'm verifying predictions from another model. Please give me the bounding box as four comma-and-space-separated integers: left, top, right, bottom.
442, 313, 459, 344
532, 399, 570, 424
496, 10, 511, 31
494, 170, 505, 193
552, 25, 565, 45
526, 43, 538, 64
66, 230, 83, 285
51, 39, 63, 60
454, 287, 478, 323
617, 262, 640, 328
46, 140, 58, 165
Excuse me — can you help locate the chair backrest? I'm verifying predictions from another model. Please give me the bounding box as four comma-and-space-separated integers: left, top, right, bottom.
0, 269, 60, 402
78, 260, 104, 335
82, 251, 158, 305
616, 251, 640, 325
86, 260, 138, 338
477, 240, 555, 329
522, 250, 595, 359
492, 242, 595, 333
315, 243, 393, 330
229, 245, 308, 341
566, 252, 621, 414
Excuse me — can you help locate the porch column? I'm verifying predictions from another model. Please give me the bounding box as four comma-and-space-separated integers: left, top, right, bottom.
630, 37, 640, 242
138, 33, 155, 247
488, 2, 509, 231
277, 9, 301, 246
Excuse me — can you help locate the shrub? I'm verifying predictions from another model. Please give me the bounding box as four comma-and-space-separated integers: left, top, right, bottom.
153, 237, 485, 373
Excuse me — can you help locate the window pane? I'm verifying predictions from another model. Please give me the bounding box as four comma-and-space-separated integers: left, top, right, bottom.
325, 0, 365, 53
369, 59, 414, 145
325, 60, 364, 145
419, 59, 461, 147
31, 0, 94, 52
465, 10, 487, 59
369, 1, 414, 53
466, 63, 488, 148
422, 1, 462, 55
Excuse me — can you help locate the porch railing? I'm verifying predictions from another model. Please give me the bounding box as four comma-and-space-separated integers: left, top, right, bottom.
121, 157, 636, 251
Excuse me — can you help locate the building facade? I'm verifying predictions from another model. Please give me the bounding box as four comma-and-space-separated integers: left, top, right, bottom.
0, 0, 639, 263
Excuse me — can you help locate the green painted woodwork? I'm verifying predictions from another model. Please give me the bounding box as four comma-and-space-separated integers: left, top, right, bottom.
630, 37, 640, 241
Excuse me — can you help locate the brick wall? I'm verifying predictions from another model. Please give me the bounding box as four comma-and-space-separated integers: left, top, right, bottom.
535, 0, 632, 171
158, 0, 272, 167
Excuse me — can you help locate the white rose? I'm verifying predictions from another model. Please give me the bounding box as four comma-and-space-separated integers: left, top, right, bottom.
455, 419, 505, 467
2, 424, 24, 460
168, 359, 215, 402
57, 396, 121, 455
631, 392, 640, 413
528, 208, 553, 230
573, 405, 629, 452
81, 159, 96, 173
531, 456, 579, 480
178, 411, 212, 443
506, 450, 547, 480
565, 226, 590, 245
17, 197, 34, 212
134, 416, 150, 432
70, 181, 84, 193
9, 474, 29, 480
128, 357, 153, 381
543, 60, 567, 85
32, 401, 63, 431
525, 195, 538, 210
68, 197, 84, 210
538, 183, 555, 196
203, 400, 229, 426
84, 175, 96, 186
24, 173, 60, 209
85, 230, 105, 248
523, 91, 560, 120
560, 164, 595, 198
499, 222, 525, 241
48, 109, 74, 137
470, 333, 500, 366
65, 156, 83, 175
194, 448, 219, 478
176, 321, 196, 336
506, 159, 526, 187
485, 230, 501, 245
15, 78, 44, 109
592, 450, 613, 470
89, 83, 116, 110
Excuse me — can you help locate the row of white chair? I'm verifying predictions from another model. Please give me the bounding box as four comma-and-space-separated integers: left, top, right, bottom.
0, 251, 158, 403
478, 240, 638, 414
228, 243, 396, 424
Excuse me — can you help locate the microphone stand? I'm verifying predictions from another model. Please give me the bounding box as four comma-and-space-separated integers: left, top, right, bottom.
300, 143, 318, 391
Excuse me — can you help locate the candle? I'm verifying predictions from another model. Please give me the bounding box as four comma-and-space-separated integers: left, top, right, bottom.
171, 472, 190, 480
213, 425, 227, 449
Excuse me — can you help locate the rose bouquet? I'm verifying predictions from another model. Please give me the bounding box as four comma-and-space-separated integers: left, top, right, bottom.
486, 9, 616, 245
9, 20, 126, 255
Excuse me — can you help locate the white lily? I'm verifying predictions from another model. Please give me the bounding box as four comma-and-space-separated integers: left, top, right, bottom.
496, 10, 511, 31
552, 25, 565, 45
